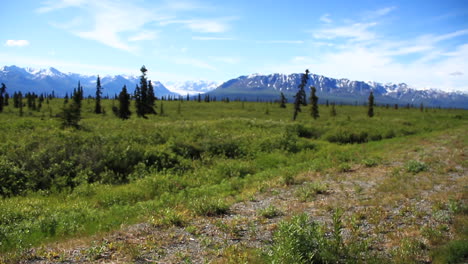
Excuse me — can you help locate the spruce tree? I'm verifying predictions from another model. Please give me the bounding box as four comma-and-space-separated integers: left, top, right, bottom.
292, 69, 309, 121
117, 85, 131, 119
368, 91, 374, 118
310, 86, 319, 119
64, 93, 69, 104
94, 75, 102, 114
135, 85, 145, 118
279, 92, 287, 108
147, 80, 156, 114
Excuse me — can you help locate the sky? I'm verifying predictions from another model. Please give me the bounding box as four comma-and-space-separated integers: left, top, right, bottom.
1, 0, 468, 92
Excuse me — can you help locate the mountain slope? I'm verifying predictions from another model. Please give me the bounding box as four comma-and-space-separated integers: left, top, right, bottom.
0, 66, 178, 97
164, 80, 218, 95
209, 73, 468, 108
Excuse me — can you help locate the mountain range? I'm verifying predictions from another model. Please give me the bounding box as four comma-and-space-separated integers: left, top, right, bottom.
1, 65, 467, 108
209, 73, 468, 108
0, 65, 178, 98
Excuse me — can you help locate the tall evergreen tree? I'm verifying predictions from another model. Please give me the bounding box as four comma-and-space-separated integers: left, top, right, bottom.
292, 69, 309, 121
94, 75, 102, 114
368, 91, 374, 118
64, 93, 69, 104
310, 86, 319, 119
147, 80, 156, 113
134, 85, 145, 118
4, 93, 9, 106
0, 83, 6, 113
73, 81, 84, 108
116, 85, 131, 119
279, 92, 287, 108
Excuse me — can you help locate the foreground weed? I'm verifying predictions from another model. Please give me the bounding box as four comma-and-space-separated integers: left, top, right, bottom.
295, 182, 328, 202
258, 205, 283, 219
190, 197, 229, 216
405, 160, 428, 174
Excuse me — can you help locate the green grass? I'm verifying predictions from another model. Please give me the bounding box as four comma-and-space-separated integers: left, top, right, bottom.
0, 98, 466, 261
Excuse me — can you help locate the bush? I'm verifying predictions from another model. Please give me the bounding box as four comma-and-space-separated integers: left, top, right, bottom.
405, 160, 428, 174
324, 129, 369, 144
0, 159, 27, 197
295, 182, 328, 202
258, 205, 282, 218
190, 197, 229, 216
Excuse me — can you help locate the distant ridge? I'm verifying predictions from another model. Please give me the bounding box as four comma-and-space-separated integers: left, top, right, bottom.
0, 65, 178, 97
208, 73, 468, 108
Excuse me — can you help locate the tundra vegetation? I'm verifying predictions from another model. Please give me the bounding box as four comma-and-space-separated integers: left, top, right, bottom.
0, 92, 466, 263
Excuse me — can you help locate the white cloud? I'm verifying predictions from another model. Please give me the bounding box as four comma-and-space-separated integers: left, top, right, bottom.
370, 6, 397, 17
38, 0, 234, 52
258, 40, 304, 44
36, 0, 88, 13
267, 14, 468, 92
192, 36, 234, 40
128, 31, 158, 42
5, 40, 30, 47
319, 14, 332, 24
161, 19, 229, 33
313, 22, 377, 42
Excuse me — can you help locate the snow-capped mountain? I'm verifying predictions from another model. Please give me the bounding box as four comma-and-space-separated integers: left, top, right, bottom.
0, 65, 178, 97
164, 80, 218, 95
209, 73, 468, 108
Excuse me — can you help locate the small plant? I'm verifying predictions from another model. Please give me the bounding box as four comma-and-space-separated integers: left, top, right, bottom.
295, 182, 328, 202
258, 205, 282, 219
405, 160, 428, 174
362, 158, 378, 167
269, 212, 353, 264
151, 209, 187, 227
190, 197, 229, 216
338, 163, 352, 172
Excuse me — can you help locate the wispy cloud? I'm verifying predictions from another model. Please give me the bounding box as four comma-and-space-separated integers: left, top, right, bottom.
313, 22, 377, 41
38, 0, 234, 52
258, 40, 304, 44
370, 6, 397, 18
36, 0, 88, 13
319, 14, 332, 24
192, 36, 234, 41
160, 19, 230, 33
128, 31, 158, 42
269, 8, 468, 92
5, 40, 30, 47
450, 71, 463, 76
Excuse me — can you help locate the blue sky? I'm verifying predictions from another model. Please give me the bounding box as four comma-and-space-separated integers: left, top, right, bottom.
1, 0, 467, 91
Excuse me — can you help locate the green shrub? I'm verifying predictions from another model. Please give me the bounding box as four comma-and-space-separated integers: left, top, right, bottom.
295, 182, 328, 202
258, 205, 282, 219
431, 239, 468, 264
405, 160, 428, 174
190, 197, 229, 216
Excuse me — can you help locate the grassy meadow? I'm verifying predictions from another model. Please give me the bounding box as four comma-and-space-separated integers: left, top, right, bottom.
0, 98, 467, 263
